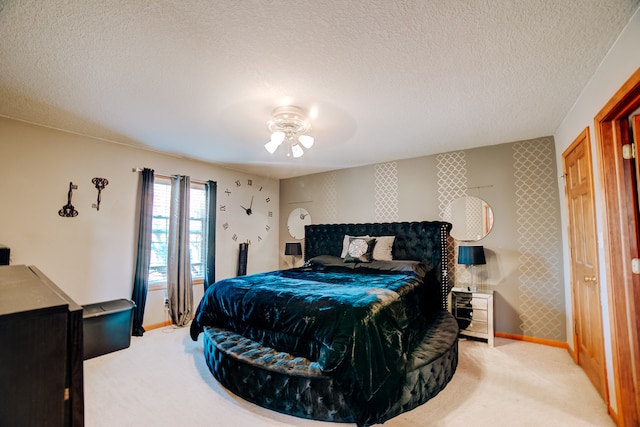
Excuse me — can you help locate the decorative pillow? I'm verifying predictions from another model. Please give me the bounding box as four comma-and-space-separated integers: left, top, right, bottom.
372, 235, 395, 261
343, 237, 376, 263
340, 234, 369, 258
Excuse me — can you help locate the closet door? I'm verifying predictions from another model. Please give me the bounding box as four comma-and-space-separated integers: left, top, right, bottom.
562, 128, 606, 399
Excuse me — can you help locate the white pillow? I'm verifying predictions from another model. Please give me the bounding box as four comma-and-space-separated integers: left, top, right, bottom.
372, 236, 395, 261
341, 235, 369, 257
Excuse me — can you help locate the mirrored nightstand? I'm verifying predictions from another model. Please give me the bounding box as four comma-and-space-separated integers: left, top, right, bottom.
451, 287, 494, 347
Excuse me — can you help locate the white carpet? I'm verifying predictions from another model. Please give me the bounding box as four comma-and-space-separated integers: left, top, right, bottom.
84, 326, 615, 427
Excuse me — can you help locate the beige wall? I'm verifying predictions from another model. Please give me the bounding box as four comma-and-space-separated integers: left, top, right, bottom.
0, 117, 279, 328
280, 137, 566, 341
553, 6, 640, 413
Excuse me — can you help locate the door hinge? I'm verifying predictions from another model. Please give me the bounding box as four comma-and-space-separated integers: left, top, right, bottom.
622, 143, 636, 160
64, 387, 70, 401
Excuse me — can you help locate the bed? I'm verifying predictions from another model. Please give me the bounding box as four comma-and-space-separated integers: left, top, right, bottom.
190, 221, 458, 426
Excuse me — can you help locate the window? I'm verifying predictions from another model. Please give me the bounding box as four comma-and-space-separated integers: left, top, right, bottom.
149, 177, 207, 288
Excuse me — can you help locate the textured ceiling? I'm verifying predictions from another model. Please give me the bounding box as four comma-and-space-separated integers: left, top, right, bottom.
0, 1, 638, 179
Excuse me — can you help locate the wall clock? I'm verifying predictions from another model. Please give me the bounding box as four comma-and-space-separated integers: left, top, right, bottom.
287, 207, 311, 240
219, 178, 274, 245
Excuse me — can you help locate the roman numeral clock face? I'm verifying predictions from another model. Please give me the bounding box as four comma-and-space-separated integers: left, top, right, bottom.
219, 179, 273, 246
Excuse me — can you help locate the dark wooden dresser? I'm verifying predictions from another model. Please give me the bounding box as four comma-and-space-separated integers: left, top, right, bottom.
0, 265, 84, 427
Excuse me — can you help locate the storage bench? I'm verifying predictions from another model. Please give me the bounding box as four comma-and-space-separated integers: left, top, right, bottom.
82, 299, 134, 360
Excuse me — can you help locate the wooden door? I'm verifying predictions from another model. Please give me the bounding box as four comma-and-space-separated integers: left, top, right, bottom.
633, 115, 640, 213
563, 128, 607, 399
594, 67, 640, 426
630, 114, 640, 421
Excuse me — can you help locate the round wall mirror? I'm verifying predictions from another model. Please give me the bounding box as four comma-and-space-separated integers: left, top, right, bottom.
446, 196, 494, 241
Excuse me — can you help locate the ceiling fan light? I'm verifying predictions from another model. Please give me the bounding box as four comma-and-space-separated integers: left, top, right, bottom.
291, 144, 304, 158
265, 139, 280, 154
270, 131, 285, 144
298, 134, 314, 149
265, 106, 314, 158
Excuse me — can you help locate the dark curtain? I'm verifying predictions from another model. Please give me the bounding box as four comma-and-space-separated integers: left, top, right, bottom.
167, 175, 193, 327
131, 168, 154, 336
203, 180, 217, 291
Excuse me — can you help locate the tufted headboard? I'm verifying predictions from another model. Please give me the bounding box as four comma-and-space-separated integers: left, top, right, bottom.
304, 221, 455, 309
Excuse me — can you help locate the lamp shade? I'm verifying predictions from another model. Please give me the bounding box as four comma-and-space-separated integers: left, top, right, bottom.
270, 131, 285, 144
458, 245, 486, 265
284, 242, 302, 256
291, 144, 304, 158
298, 134, 314, 148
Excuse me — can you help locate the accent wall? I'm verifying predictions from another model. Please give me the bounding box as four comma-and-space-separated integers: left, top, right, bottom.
280, 136, 565, 341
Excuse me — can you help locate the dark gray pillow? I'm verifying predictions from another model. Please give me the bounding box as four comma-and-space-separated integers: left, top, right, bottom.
356, 260, 432, 277
308, 255, 356, 269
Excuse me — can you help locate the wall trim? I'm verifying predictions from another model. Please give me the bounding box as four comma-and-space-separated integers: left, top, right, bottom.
494, 331, 569, 350
143, 320, 173, 331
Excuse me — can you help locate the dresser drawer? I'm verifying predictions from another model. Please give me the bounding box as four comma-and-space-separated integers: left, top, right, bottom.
454, 307, 487, 322
466, 320, 488, 334
471, 309, 488, 322
453, 292, 472, 305
470, 297, 488, 310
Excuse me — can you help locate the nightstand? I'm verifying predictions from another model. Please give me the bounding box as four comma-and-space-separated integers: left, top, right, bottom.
451, 288, 494, 347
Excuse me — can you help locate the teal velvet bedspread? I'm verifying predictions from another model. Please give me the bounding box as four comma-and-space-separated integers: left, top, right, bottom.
191, 264, 438, 424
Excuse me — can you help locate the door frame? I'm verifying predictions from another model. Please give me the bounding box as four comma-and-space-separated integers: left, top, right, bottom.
594, 67, 640, 426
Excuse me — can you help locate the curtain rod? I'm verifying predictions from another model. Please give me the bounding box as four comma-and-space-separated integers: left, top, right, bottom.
131, 168, 214, 185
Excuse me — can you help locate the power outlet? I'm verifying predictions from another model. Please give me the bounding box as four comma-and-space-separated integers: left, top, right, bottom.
163, 297, 169, 309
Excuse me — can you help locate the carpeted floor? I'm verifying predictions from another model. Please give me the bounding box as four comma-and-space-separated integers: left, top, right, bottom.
84, 325, 615, 427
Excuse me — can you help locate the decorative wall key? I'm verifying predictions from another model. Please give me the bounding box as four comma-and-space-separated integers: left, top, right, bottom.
92, 177, 108, 211
58, 182, 79, 217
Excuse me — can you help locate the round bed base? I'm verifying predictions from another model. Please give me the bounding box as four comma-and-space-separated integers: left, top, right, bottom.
202, 310, 458, 426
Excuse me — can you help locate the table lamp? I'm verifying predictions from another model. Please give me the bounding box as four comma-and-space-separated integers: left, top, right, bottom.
458, 245, 486, 292
284, 242, 302, 267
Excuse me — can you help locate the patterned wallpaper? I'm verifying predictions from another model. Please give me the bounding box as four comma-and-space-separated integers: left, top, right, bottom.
434, 141, 562, 340
321, 172, 337, 223
437, 151, 470, 286
513, 141, 563, 340
374, 162, 399, 222
437, 151, 468, 219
